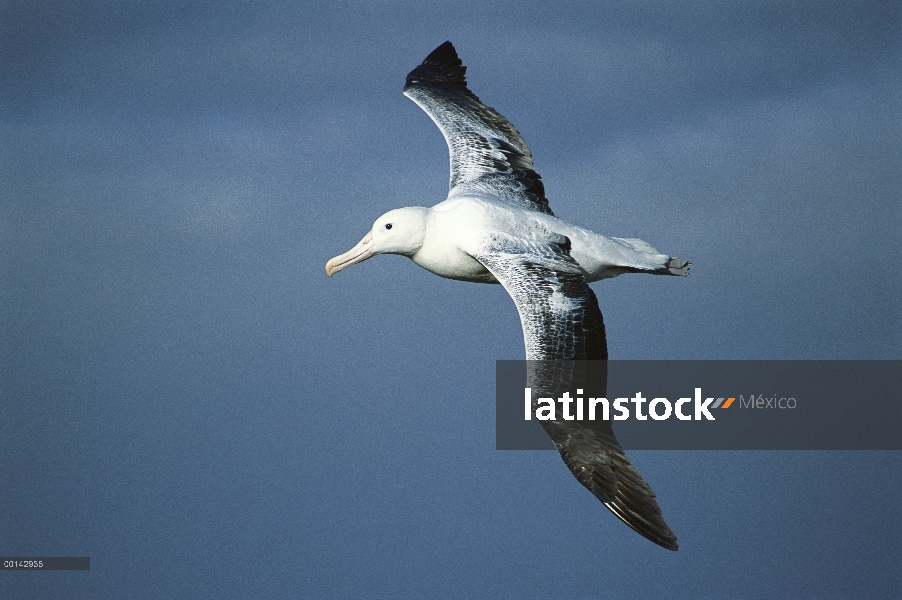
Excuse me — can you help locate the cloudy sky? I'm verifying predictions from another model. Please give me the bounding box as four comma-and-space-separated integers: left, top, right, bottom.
2, 1, 900, 597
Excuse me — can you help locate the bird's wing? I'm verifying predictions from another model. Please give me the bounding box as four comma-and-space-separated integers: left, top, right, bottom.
403, 41, 553, 216
471, 232, 679, 550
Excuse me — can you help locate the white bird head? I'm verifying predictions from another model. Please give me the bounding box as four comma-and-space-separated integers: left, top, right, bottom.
325, 207, 429, 276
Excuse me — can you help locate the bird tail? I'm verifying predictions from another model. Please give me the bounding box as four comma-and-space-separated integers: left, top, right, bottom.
610, 238, 691, 277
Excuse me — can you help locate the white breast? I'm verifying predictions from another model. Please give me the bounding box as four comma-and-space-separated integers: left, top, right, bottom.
411, 199, 498, 283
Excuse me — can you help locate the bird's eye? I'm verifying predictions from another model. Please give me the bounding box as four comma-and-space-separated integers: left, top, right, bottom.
385, 223, 392, 230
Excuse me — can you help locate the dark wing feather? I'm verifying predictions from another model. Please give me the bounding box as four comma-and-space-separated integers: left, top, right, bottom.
404, 42, 553, 216
472, 233, 679, 550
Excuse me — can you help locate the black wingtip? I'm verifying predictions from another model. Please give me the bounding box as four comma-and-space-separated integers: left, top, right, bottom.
405, 41, 468, 89
606, 499, 679, 551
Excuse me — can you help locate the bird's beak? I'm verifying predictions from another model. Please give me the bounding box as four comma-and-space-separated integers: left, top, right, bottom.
325, 231, 374, 277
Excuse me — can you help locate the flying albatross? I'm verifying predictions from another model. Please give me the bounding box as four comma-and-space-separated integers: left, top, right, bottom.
326, 41, 689, 550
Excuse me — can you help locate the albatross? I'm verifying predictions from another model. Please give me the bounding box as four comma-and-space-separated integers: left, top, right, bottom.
326, 41, 689, 550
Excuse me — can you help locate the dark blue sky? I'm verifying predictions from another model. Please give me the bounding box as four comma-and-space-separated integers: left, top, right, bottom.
2, 1, 900, 597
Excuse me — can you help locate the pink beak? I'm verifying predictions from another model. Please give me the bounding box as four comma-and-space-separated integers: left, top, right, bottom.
325, 230, 374, 277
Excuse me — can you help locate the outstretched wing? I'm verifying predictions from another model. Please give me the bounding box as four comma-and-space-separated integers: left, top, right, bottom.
471, 232, 679, 550
539, 385, 680, 551
404, 41, 553, 216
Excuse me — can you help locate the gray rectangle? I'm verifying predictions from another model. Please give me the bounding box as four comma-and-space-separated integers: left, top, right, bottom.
496, 360, 902, 450
1, 557, 90, 570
